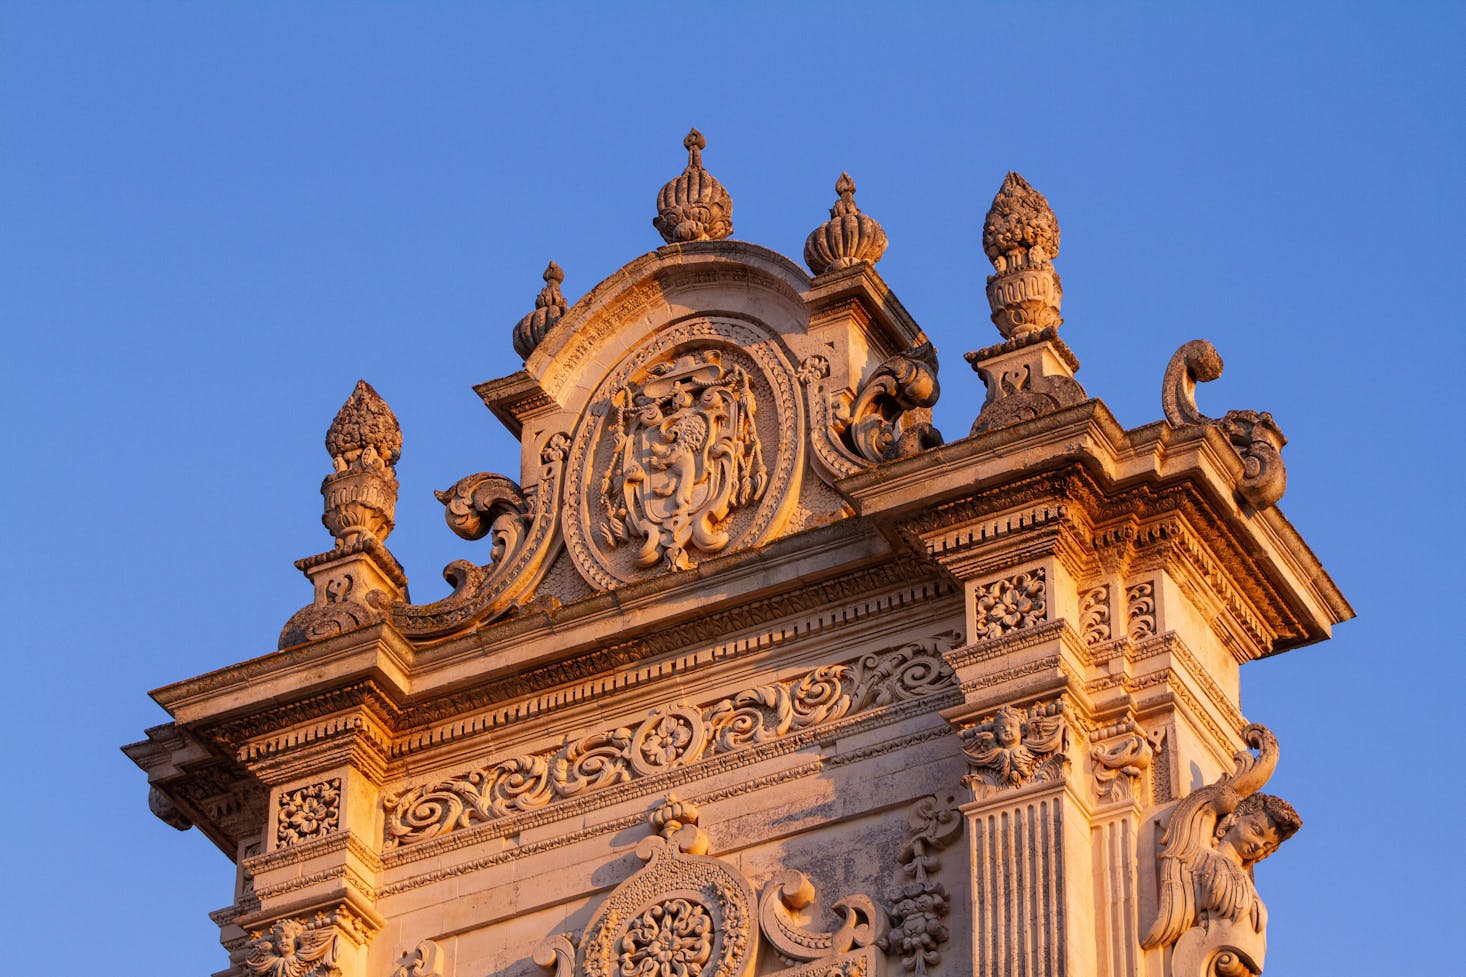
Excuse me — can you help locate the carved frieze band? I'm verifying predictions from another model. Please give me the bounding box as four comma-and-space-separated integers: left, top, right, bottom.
960, 699, 1067, 797
973, 568, 1047, 641
384, 637, 960, 847
276, 778, 341, 847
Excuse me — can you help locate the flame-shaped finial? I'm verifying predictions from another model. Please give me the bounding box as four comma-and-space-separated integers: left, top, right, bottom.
325, 380, 402, 474
804, 171, 888, 276
512, 261, 569, 359
981, 171, 1063, 340
653, 128, 733, 244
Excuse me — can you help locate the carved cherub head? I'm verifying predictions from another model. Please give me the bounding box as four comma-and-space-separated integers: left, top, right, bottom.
1215, 792, 1302, 869
991, 706, 1024, 747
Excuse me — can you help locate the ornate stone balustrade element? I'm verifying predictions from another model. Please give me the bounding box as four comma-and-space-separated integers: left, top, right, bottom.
879, 793, 963, 977
275, 778, 341, 847
383, 637, 958, 847
959, 699, 1067, 797
1142, 724, 1301, 977
1162, 340, 1287, 510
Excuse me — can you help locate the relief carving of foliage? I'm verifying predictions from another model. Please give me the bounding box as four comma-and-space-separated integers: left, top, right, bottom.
276, 779, 341, 847
1079, 585, 1111, 646
384, 635, 959, 847
973, 569, 1047, 640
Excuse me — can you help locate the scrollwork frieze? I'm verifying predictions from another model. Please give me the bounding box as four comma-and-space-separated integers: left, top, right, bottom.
383, 636, 959, 847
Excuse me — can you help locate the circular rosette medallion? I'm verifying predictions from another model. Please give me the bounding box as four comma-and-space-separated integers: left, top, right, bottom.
564, 318, 803, 590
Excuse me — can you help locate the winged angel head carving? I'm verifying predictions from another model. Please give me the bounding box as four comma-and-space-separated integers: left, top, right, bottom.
1142, 724, 1301, 976
961, 703, 1067, 792
245, 917, 340, 977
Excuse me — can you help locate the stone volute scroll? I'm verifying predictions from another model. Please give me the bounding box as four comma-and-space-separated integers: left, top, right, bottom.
654, 128, 733, 243
1162, 339, 1288, 509
1142, 724, 1302, 977
513, 261, 569, 360
536, 797, 887, 977
279, 380, 410, 649
835, 343, 943, 463
966, 172, 1086, 435
804, 173, 889, 276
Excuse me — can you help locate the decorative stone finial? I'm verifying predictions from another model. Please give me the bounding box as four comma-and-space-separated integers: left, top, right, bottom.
512, 261, 568, 359
326, 380, 402, 475
653, 128, 733, 244
321, 380, 401, 547
982, 172, 1063, 341
804, 172, 889, 276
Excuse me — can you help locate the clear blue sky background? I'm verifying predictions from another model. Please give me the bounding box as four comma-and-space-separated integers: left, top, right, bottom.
4, 4, 1462, 974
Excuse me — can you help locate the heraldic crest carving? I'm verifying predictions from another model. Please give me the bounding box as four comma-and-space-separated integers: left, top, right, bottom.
600, 349, 768, 572
564, 318, 803, 591
536, 797, 885, 977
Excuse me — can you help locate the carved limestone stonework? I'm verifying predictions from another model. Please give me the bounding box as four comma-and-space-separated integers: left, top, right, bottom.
537, 798, 883, 977
981, 172, 1062, 341
1163, 339, 1288, 509
960, 701, 1067, 795
564, 318, 802, 590
804, 173, 888, 276
514, 261, 569, 360
654, 129, 733, 244
390, 941, 445, 977
245, 916, 341, 977
279, 382, 408, 649
1143, 725, 1302, 976
383, 637, 958, 846
128, 141, 1353, 977
1090, 723, 1164, 803
276, 778, 341, 847
879, 793, 963, 977
972, 568, 1047, 640
598, 350, 767, 572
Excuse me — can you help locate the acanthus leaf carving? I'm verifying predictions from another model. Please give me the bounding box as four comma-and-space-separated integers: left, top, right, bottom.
960, 700, 1067, 796
973, 568, 1047, 640
1127, 581, 1157, 640
383, 635, 958, 847
1141, 724, 1302, 977
276, 778, 341, 847
1162, 340, 1287, 509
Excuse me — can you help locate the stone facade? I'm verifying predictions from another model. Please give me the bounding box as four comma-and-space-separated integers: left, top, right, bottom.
125, 133, 1352, 977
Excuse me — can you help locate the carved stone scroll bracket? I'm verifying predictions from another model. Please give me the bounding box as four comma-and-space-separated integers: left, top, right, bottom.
1090, 723, 1165, 804
878, 793, 963, 977
838, 343, 943, 463
392, 939, 446, 977
1161, 340, 1287, 510
388, 431, 570, 638
1141, 724, 1302, 976
966, 330, 1086, 435
759, 871, 885, 966
959, 700, 1068, 798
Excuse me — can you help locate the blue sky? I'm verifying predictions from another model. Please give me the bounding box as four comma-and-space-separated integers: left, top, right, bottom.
4, 4, 1462, 974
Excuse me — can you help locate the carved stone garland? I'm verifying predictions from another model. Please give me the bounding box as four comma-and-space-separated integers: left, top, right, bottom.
384, 636, 958, 846
878, 793, 963, 977
536, 798, 884, 977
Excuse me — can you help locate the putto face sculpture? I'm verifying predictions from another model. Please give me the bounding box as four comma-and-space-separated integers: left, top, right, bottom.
600, 350, 768, 572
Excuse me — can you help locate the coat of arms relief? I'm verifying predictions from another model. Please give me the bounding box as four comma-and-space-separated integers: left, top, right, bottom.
599, 350, 768, 572
564, 318, 804, 591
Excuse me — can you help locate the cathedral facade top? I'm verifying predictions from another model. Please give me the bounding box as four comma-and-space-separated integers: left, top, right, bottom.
126, 130, 1351, 977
